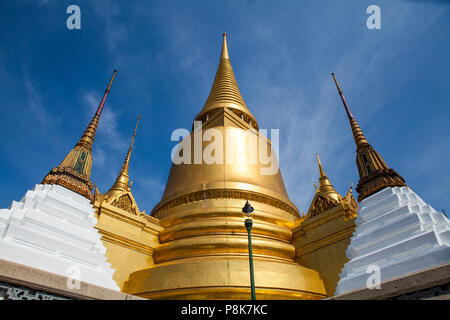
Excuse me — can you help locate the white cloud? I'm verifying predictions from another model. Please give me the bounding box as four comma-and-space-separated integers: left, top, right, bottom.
91, 0, 127, 52
23, 74, 51, 130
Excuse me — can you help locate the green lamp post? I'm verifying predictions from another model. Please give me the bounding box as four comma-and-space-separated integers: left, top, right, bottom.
242, 200, 256, 300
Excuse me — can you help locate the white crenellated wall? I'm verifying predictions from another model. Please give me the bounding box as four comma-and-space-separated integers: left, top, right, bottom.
0, 184, 119, 291
335, 186, 450, 295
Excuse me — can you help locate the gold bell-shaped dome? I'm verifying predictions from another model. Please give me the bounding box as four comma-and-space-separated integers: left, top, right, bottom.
123, 34, 326, 299
154, 33, 295, 213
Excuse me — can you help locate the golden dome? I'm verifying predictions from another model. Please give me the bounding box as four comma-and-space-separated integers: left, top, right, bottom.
153, 34, 297, 217
153, 124, 298, 217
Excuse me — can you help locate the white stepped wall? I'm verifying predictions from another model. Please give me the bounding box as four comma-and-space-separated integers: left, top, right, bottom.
335, 186, 450, 295
0, 184, 119, 291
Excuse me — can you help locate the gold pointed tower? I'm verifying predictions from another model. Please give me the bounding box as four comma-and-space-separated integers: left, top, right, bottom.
331, 73, 406, 202
294, 154, 357, 296
123, 34, 326, 299
315, 153, 341, 203
42, 70, 117, 200
96, 116, 144, 215
305, 154, 357, 219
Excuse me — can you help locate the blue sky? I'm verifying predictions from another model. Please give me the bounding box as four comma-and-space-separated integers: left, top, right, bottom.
0, 0, 449, 215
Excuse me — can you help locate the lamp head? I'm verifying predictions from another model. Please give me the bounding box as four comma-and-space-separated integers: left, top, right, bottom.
242, 200, 254, 219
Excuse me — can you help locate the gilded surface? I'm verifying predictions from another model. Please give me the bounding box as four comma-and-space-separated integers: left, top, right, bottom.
154, 122, 297, 216
154, 188, 299, 218
354, 144, 406, 202
123, 34, 327, 299
294, 157, 357, 295
309, 195, 339, 218
92, 116, 156, 288
306, 154, 357, 219
195, 33, 258, 130
42, 166, 94, 200
113, 194, 133, 213
94, 201, 162, 289
95, 116, 145, 216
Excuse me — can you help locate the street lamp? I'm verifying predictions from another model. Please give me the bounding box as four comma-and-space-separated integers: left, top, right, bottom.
242, 200, 256, 300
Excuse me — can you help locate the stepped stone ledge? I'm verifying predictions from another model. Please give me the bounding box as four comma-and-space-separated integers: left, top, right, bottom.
335, 187, 450, 295
0, 184, 119, 291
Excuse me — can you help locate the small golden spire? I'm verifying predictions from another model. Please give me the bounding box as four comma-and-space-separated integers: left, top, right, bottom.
221, 33, 229, 60
120, 115, 140, 177
106, 116, 141, 197
331, 73, 406, 202
195, 33, 257, 128
348, 118, 369, 149
306, 154, 350, 218
316, 153, 326, 178
315, 154, 341, 203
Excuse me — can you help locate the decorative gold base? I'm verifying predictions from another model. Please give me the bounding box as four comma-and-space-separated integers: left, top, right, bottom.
128, 287, 325, 300
42, 167, 94, 201
356, 168, 406, 202
123, 256, 327, 300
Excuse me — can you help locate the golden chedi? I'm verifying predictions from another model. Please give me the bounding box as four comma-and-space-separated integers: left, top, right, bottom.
123, 34, 327, 299
293, 154, 357, 295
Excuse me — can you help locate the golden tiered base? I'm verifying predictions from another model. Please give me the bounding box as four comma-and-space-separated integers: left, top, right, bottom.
123, 256, 326, 300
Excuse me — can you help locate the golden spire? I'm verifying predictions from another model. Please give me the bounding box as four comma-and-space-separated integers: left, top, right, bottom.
331, 73, 406, 202
195, 33, 257, 129
316, 153, 341, 203
317, 153, 326, 178
221, 32, 229, 59
105, 115, 141, 197
305, 154, 352, 218
42, 70, 117, 201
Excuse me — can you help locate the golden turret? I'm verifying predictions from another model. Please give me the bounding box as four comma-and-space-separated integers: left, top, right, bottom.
106, 116, 140, 196
316, 153, 341, 203
42, 70, 117, 200
294, 155, 358, 296
123, 34, 326, 300
306, 154, 356, 219
96, 116, 144, 215
331, 73, 406, 202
